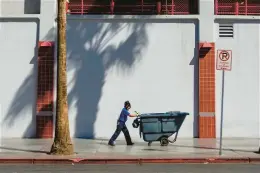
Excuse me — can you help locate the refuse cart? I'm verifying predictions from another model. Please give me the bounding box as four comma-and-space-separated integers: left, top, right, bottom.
132, 111, 189, 146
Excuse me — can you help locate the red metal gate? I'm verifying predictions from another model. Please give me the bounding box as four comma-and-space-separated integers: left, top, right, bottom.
67, 0, 198, 15
215, 0, 260, 15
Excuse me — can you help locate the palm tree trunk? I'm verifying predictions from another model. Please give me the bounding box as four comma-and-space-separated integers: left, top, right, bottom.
50, 0, 74, 155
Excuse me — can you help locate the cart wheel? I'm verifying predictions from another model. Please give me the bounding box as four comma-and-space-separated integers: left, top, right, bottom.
160, 137, 169, 146
148, 142, 152, 146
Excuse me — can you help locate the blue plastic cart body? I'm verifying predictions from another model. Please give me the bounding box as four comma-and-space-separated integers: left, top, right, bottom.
132, 111, 189, 146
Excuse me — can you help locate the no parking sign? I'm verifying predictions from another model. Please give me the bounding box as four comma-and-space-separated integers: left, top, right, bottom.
216, 49, 232, 156
216, 50, 232, 71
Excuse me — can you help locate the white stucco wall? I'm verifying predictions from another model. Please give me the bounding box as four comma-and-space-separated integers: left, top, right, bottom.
66, 18, 198, 140
0, 0, 259, 139
215, 22, 260, 138
0, 0, 56, 138
0, 20, 38, 137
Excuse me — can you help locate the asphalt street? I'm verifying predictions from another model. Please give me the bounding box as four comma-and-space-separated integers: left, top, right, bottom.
0, 164, 259, 173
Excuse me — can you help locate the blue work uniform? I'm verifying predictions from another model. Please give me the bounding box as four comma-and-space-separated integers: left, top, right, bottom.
109, 108, 133, 144
118, 108, 130, 123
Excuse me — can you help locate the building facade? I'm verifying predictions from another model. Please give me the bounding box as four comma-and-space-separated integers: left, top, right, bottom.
0, 0, 259, 140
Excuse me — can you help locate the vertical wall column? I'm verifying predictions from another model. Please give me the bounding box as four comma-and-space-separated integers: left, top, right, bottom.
198, 0, 216, 138
36, 41, 55, 138
199, 44, 216, 138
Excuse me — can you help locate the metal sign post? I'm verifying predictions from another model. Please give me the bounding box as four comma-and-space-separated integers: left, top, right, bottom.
0, 104, 2, 152
216, 50, 232, 155
219, 70, 225, 155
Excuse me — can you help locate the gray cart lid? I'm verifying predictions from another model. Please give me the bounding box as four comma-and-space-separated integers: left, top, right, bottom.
139, 111, 189, 118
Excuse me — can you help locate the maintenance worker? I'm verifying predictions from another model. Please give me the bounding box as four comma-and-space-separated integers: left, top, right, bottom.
108, 101, 137, 146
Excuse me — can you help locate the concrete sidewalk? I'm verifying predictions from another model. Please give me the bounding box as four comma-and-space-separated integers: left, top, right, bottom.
0, 138, 259, 164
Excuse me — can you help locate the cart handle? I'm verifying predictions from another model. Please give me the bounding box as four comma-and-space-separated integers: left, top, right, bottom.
135, 111, 141, 117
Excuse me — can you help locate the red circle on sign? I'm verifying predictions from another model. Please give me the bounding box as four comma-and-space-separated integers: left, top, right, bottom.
219, 51, 230, 61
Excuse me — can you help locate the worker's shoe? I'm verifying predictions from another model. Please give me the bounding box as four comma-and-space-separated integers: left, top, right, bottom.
108, 141, 115, 146
127, 142, 134, 146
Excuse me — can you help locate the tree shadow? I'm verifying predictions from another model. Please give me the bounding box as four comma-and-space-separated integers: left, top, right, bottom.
1, 15, 201, 141
0, 146, 48, 154
1, 18, 40, 138
3, 70, 36, 138
0, 15, 150, 140
67, 16, 150, 138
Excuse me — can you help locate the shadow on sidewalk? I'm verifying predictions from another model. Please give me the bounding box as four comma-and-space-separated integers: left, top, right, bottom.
143, 144, 258, 153
179, 144, 259, 153
0, 146, 49, 154
99, 137, 259, 154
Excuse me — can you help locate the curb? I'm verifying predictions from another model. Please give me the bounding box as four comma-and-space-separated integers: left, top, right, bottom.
0, 157, 259, 164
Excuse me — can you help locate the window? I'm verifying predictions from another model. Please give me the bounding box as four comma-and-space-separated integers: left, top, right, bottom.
24, 0, 41, 14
